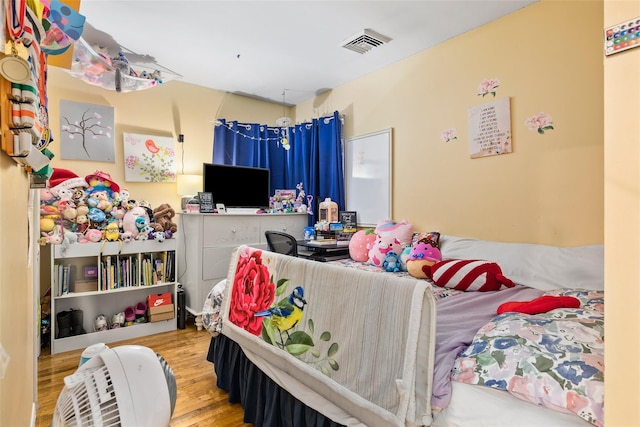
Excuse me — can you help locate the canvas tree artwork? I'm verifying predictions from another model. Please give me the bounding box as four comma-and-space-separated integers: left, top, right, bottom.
123, 133, 176, 182
60, 100, 115, 162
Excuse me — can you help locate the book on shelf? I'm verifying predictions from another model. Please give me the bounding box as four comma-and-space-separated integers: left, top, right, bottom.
166, 251, 175, 282
57, 264, 75, 296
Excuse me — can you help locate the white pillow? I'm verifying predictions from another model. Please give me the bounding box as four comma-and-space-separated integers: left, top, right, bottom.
439, 236, 604, 291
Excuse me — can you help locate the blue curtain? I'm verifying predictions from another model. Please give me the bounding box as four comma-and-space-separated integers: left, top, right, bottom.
212, 111, 344, 217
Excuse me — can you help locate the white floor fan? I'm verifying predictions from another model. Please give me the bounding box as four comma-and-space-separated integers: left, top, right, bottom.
52, 345, 177, 427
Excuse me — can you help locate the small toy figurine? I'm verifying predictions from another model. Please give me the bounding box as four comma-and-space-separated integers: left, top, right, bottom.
103, 221, 120, 242
296, 182, 306, 203
382, 251, 402, 273
307, 194, 314, 215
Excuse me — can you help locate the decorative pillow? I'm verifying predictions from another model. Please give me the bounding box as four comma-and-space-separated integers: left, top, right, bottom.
439, 236, 604, 291
411, 231, 441, 248
202, 279, 227, 337
349, 229, 376, 262
374, 219, 414, 245
429, 259, 515, 291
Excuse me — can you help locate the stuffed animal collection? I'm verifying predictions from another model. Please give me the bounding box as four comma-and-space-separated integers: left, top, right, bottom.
354, 222, 517, 292
39, 168, 177, 246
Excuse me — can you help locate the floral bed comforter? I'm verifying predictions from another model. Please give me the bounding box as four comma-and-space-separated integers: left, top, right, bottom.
451, 289, 604, 426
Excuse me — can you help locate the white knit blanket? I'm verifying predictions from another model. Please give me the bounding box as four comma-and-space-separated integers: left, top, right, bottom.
220, 245, 437, 426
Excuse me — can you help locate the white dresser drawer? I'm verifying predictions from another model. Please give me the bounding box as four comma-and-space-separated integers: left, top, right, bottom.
201, 246, 234, 282
202, 216, 260, 246
259, 214, 306, 243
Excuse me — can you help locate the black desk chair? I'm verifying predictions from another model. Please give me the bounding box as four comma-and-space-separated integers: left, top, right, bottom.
264, 230, 298, 257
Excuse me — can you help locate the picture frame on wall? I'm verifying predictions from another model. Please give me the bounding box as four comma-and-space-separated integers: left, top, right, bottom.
59, 100, 115, 162
123, 133, 177, 182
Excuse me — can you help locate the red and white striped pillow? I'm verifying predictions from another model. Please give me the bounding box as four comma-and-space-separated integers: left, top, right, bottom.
428, 259, 515, 292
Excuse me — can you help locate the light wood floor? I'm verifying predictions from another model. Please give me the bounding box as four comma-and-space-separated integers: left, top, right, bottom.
36, 318, 252, 427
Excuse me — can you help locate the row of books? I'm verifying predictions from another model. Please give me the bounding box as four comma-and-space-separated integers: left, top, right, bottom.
100, 251, 176, 290
100, 255, 139, 291
53, 251, 177, 295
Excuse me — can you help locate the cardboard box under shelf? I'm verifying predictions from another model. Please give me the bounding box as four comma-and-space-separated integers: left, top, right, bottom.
72, 280, 98, 293
148, 303, 174, 322
148, 292, 172, 308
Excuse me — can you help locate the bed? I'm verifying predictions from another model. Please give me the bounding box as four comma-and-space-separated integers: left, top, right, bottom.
204, 235, 604, 427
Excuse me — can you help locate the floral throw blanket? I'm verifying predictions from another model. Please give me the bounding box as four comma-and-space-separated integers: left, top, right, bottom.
220, 245, 438, 427
451, 289, 604, 426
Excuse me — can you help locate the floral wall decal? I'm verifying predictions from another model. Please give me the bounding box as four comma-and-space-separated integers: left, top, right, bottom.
123, 132, 176, 182
440, 128, 458, 143
477, 78, 500, 97
525, 112, 554, 134
60, 100, 114, 162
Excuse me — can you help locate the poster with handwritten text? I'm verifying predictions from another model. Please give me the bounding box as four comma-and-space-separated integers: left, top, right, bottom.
468, 98, 512, 159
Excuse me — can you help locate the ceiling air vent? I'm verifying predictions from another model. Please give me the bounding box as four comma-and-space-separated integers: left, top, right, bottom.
340, 28, 392, 54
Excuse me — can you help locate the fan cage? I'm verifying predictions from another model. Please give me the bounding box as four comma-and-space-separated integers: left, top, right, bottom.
53, 365, 121, 426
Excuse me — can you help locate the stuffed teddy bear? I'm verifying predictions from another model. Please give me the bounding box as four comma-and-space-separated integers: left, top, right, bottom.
153, 203, 177, 236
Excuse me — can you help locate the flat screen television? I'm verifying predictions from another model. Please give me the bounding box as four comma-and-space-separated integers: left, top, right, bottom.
202, 163, 271, 209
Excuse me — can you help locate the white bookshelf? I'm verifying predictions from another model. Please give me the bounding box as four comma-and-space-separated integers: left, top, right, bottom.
47, 239, 178, 354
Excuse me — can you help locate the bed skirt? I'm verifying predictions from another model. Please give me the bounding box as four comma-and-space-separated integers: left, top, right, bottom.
207, 334, 345, 427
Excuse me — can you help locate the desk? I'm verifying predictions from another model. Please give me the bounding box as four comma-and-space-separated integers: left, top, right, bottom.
298, 240, 350, 262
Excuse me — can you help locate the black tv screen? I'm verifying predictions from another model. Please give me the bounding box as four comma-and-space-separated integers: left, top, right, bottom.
202, 163, 271, 209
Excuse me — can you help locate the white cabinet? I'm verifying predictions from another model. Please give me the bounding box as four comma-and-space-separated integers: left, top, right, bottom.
177, 213, 307, 329
46, 239, 178, 354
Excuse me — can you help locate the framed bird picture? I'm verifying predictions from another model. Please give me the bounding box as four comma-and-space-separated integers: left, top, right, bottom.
123, 132, 176, 182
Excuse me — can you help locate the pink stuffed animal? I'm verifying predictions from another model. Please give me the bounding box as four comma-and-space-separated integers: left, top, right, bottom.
367, 234, 403, 266
406, 240, 442, 279
122, 206, 149, 238
349, 229, 376, 262
79, 228, 102, 243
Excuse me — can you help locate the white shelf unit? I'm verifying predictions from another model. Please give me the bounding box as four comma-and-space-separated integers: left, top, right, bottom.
177, 213, 307, 330
47, 239, 178, 354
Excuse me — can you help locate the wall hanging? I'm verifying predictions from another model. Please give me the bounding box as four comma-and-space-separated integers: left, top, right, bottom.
59, 100, 115, 162
123, 133, 176, 182
468, 97, 512, 159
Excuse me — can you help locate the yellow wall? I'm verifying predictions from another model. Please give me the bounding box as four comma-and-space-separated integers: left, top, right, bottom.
0, 157, 35, 426
604, 0, 640, 425
296, 0, 604, 247
46, 69, 289, 209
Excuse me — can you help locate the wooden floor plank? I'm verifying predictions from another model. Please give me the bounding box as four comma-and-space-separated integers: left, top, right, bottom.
36, 319, 251, 427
